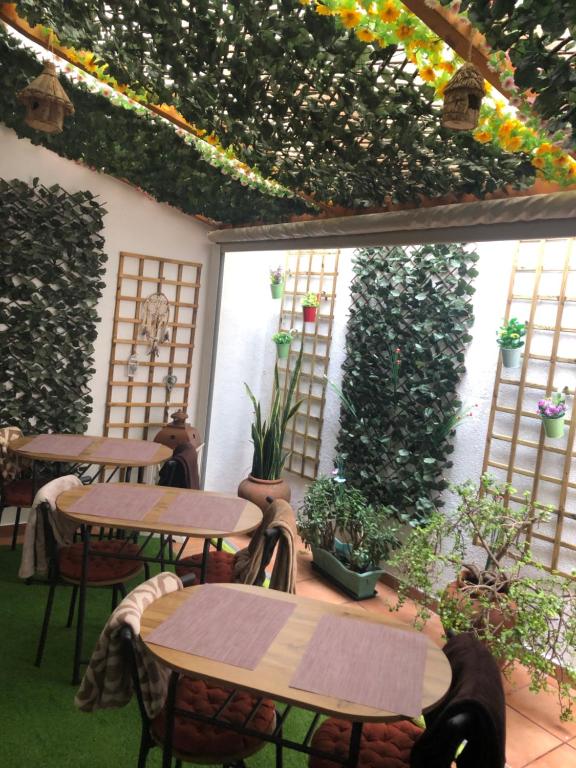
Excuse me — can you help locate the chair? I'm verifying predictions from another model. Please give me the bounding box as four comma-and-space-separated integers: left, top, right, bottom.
76, 571, 277, 768
0, 426, 35, 549
175, 497, 296, 591
158, 441, 203, 490
32, 478, 145, 673
308, 632, 506, 768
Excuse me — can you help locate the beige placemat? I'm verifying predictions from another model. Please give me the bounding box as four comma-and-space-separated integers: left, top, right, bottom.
19, 434, 94, 456
89, 439, 160, 461
69, 484, 165, 521
160, 493, 244, 531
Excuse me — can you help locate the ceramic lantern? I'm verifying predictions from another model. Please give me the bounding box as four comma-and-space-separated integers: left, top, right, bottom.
441, 62, 485, 131
18, 61, 74, 134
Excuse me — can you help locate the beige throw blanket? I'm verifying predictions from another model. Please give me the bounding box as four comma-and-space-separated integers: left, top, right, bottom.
233, 499, 297, 593
18, 474, 82, 580
75, 572, 182, 719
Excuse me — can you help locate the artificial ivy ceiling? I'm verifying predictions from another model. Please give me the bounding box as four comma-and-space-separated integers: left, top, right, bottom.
1, 1, 574, 227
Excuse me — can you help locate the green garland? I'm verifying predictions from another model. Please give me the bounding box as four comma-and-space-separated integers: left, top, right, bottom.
0, 28, 311, 226
11, 1, 536, 210
0, 177, 106, 434
337, 243, 478, 524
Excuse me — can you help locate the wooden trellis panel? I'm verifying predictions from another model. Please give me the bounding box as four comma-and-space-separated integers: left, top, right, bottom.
277, 249, 340, 480
482, 238, 576, 578
104, 252, 202, 440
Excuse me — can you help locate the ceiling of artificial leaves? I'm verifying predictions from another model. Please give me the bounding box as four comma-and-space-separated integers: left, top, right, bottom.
4, 1, 539, 224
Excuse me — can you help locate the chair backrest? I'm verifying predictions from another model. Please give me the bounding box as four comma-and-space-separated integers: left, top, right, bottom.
157, 442, 203, 489
37, 501, 60, 576
0, 426, 23, 484
410, 633, 506, 768
254, 526, 282, 587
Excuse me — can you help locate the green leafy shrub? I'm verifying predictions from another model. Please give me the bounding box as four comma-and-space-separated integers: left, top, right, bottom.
337, 243, 478, 524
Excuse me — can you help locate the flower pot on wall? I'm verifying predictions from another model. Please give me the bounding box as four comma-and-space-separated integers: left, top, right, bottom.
270, 282, 284, 299
303, 306, 317, 322
542, 415, 565, 439
238, 474, 291, 513
500, 346, 523, 368
276, 342, 290, 359
310, 545, 382, 600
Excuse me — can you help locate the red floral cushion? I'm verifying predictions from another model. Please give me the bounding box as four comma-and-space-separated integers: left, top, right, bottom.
175, 549, 234, 583
309, 718, 423, 768
58, 540, 143, 584
151, 676, 275, 761
2, 478, 35, 507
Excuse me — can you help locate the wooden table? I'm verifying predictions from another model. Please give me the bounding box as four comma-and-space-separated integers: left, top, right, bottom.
10, 433, 172, 484
57, 485, 262, 684
141, 583, 452, 768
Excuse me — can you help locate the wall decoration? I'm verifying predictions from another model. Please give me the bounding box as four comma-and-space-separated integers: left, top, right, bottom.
0, 177, 106, 433
103, 252, 201, 440
17, 59, 74, 133
482, 238, 576, 579
337, 243, 478, 524
277, 250, 340, 480
441, 62, 484, 131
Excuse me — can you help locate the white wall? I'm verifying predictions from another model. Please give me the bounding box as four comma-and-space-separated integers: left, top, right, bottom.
0, 124, 216, 523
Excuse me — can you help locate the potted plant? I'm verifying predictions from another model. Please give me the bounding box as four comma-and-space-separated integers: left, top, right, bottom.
297, 472, 399, 600
302, 292, 320, 322
272, 329, 297, 360
497, 317, 526, 368
389, 474, 576, 721
537, 392, 567, 439
270, 266, 284, 299
238, 347, 304, 511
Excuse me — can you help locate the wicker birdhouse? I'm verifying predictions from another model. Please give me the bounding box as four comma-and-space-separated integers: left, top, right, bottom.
17, 61, 74, 134
441, 62, 485, 131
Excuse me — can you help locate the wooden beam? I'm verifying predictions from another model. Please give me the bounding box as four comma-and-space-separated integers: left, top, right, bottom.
401, 0, 507, 97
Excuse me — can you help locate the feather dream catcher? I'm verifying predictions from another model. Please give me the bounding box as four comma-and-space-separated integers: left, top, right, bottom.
140, 292, 170, 358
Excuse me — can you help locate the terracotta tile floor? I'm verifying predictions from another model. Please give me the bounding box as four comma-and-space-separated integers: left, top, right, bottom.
4, 527, 574, 767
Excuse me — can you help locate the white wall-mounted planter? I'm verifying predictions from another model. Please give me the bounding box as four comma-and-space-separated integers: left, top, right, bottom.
500, 346, 523, 368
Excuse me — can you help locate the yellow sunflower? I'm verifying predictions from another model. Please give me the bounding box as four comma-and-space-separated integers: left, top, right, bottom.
379, 2, 400, 23
419, 66, 436, 83
340, 9, 362, 28
535, 142, 553, 156
315, 4, 333, 15
396, 23, 414, 41
473, 130, 492, 144
532, 157, 545, 169
356, 28, 377, 43
503, 135, 523, 152
439, 60, 455, 74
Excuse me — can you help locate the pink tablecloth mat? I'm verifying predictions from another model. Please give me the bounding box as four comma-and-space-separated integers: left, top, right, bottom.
68, 484, 165, 521
289, 615, 428, 718
88, 439, 161, 462
146, 586, 295, 669
18, 434, 95, 457
160, 494, 245, 532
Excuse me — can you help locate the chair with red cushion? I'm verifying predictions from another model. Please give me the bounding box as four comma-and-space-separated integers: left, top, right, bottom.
308, 633, 506, 768
35, 500, 145, 671
0, 426, 36, 549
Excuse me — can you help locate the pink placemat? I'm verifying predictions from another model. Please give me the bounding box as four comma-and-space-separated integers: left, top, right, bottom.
160, 494, 245, 532
146, 586, 295, 669
289, 616, 428, 717
88, 439, 161, 462
19, 434, 95, 457
68, 484, 166, 521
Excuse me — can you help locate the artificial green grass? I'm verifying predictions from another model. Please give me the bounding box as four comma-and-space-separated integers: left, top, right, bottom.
0, 546, 315, 767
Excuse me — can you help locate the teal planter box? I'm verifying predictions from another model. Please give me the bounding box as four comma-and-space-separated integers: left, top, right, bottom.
311, 545, 382, 600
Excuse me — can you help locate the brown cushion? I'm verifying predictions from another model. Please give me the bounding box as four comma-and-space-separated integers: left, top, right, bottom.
309, 718, 423, 768
175, 549, 234, 583
58, 540, 143, 584
151, 676, 275, 761
2, 478, 35, 507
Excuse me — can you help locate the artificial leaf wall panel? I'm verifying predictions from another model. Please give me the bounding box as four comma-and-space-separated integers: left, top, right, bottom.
0, 177, 106, 433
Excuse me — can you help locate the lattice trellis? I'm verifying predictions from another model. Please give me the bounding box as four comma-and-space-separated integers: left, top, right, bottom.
482, 238, 576, 578
277, 249, 340, 480
104, 252, 202, 440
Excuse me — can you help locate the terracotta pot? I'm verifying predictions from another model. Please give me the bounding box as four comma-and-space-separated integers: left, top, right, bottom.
237, 474, 291, 513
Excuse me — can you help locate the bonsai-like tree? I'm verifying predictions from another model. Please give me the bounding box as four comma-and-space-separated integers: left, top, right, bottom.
389, 474, 576, 720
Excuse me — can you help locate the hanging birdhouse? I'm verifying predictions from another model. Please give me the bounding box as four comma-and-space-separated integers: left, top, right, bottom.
17, 61, 74, 134
441, 62, 485, 131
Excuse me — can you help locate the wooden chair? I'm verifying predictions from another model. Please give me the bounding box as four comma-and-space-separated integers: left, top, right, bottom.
308, 633, 506, 768
35, 499, 144, 672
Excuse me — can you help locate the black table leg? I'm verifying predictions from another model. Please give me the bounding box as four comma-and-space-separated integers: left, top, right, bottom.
72, 524, 90, 685
162, 671, 179, 768
200, 539, 210, 584
347, 722, 363, 768
125, 466, 132, 483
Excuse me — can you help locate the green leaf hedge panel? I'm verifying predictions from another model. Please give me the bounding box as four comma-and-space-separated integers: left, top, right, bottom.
337, 244, 478, 524
0, 177, 107, 434
12, 1, 536, 209
0, 28, 311, 226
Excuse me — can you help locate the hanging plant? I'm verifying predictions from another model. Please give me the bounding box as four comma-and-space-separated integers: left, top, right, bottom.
537, 394, 567, 440
272, 329, 298, 359
496, 317, 526, 369
270, 266, 285, 299
302, 292, 320, 322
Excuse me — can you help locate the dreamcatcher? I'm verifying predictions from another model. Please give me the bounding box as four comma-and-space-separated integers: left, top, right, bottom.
140, 292, 170, 358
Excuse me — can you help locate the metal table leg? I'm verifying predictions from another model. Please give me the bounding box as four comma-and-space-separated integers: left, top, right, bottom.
347, 722, 363, 768
72, 524, 90, 685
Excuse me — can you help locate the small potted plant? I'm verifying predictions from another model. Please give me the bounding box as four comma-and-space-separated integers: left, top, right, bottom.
297, 472, 399, 600
272, 329, 297, 359
537, 392, 567, 439
270, 266, 284, 299
497, 317, 526, 368
389, 475, 576, 721
302, 292, 320, 322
